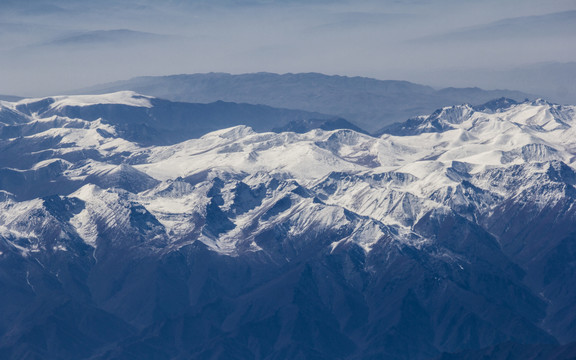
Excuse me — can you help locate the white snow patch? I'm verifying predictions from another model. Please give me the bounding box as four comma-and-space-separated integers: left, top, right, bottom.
45, 91, 153, 109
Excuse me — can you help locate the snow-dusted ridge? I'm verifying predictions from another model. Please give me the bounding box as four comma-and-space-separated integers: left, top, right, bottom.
17, 91, 154, 110
0, 94, 575, 257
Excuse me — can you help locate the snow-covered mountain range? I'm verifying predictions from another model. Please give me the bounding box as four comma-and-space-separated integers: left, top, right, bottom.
1, 92, 576, 359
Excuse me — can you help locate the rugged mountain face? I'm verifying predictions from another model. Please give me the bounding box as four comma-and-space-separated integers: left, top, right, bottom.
0, 93, 575, 359
75, 72, 534, 132
3, 91, 357, 147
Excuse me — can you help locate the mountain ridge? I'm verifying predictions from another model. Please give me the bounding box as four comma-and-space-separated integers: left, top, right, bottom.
0, 93, 575, 359
73, 72, 535, 132
6, 91, 361, 146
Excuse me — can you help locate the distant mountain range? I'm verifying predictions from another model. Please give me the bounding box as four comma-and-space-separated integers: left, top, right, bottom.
416, 10, 576, 43
423, 62, 576, 106
1, 92, 576, 359
76, 72, 534, 132
0, 94, 23, 102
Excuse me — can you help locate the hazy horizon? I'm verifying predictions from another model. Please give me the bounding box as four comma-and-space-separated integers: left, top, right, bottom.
1, 0, 575, 101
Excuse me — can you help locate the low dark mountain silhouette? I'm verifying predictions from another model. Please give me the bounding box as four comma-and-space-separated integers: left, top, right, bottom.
75, 72, 534, 132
